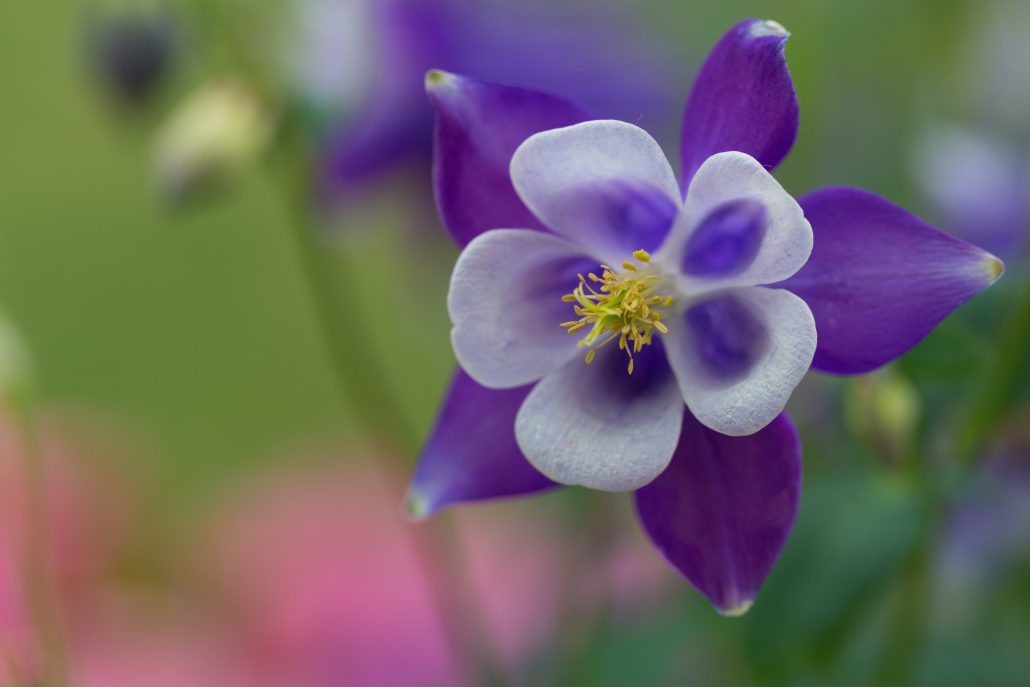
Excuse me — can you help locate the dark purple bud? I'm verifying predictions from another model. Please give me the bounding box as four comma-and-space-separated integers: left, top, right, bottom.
85, 6, 178, 106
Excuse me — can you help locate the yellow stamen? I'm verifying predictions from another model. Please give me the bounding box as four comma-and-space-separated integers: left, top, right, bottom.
560, 249, 673, 374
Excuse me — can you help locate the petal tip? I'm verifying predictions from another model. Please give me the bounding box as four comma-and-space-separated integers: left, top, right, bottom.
750, 19, 790, 38
985, 253, 1005, 285
403, 489, 438, 522
717, 597, 755, 618
425, 69, 456, 93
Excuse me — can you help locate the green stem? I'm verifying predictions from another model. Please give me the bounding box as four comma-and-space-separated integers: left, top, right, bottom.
873, 506, 936, 687
275, 130, 419, 451
958, 278, 1030, 464
549, 492, 618, 685
272, 128, 508, 687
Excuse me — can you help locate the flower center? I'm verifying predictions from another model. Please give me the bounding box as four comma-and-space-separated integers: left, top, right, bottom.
561, 250, 672, 375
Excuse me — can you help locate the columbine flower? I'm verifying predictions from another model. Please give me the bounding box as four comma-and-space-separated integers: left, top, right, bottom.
408, 19, 1003, 614
294, 0, 674, 202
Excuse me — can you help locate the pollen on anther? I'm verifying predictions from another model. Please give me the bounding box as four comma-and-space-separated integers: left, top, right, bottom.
559, 249, 672, 375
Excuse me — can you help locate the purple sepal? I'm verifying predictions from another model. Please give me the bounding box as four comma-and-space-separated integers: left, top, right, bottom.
778, 187, 1004, 375
635, 412, 802, 615
679, 19, 799, 190
681, 198, 768, 278
407, 368, 556, 519
427, 71, 590, 247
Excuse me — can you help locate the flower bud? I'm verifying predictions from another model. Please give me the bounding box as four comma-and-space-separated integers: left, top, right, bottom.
0, 310, 34, 410
153, 80, 275, 204
844, 366, 921, 467
85, 4, 178, 106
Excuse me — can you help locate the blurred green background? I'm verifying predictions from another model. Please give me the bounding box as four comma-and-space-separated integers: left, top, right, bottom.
1, 0, 1029, 685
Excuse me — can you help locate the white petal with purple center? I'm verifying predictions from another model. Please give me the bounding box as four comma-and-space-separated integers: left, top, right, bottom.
510, 120, 682, 263
660, 151, 812, 292
665, 287, 816, 436
449, 229, 592, 389
514, 346, 684, 492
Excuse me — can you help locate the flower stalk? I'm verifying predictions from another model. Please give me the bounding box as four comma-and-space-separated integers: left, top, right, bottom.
273, 123, 510, 687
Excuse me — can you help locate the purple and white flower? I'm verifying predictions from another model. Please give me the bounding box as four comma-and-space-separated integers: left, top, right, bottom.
409, 19, 1003, 614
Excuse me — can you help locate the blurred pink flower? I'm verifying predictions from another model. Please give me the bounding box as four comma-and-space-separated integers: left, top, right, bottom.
67, 596, 268, 687
0, 419, 127, 684
200, 459, 551, 685
199, 455, 676, 686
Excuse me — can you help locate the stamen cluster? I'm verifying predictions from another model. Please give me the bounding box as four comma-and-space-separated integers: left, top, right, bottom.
561, 250, 671, 374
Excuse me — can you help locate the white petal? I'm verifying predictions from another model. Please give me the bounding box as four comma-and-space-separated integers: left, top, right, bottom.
660, 151, 812, 292
449, 229, 589, 388
665, 287, 816, 436
510, 120, 682, 262
515, 348, 684, 492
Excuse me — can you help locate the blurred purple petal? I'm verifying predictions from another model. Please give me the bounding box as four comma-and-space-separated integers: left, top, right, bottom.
935, 445, 1030, 624
316, 0, 674, 205
408, 369, 555, 518
681, 198, 768, 278
314, 0, 446, 195
635, 412, 802, 615
428, 71, 589, 247
679, 19, 799, 190
442, 1, 674, 125
778, 187, 1004, 375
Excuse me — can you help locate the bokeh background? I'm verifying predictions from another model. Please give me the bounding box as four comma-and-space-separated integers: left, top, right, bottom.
1, 0, 1029, 685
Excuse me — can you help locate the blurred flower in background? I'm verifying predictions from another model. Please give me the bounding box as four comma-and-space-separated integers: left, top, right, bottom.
281, 0, 677, 204
67, 597, 265, 687
937, 421, 1030, 605
131, 0, 677, 212
2, 434, 676, 685
913, 125, 1029, 262
912, 0, 1030, 261
0, 419, 128, 685
199, 454, 675, 686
